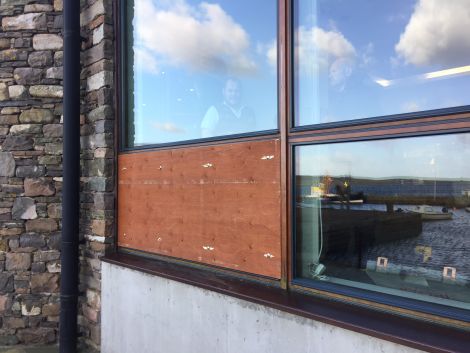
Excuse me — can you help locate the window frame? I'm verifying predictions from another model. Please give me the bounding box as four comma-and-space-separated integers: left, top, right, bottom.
113, 0, 470, 344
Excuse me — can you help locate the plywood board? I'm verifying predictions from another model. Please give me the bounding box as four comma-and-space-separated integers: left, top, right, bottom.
118, 139, 281, 278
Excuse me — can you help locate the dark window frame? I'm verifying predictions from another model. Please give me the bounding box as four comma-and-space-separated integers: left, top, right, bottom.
112, 0, 470, 350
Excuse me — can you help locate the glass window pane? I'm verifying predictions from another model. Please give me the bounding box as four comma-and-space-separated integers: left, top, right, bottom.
294, 0, 470, 126
125, 0, 278, 147
294, 134, 470, 310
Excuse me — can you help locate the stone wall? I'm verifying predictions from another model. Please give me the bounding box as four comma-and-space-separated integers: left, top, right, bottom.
0, 0, 64, 346
0, 0, 115, 350
78, 0, 115, 351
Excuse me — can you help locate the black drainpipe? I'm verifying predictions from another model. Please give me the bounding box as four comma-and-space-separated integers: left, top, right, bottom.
60, 0, 80, 352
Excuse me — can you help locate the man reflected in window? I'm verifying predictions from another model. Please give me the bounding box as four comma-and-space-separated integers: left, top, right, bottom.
201, 78, 255, 138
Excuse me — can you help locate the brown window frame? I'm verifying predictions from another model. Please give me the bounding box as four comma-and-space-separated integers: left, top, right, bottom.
110, 0, 470, 351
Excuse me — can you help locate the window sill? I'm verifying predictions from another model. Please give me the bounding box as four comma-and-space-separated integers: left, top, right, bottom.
102, 252, 469, 353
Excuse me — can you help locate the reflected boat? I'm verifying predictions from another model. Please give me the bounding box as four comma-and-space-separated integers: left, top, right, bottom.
408, 205, 453, 221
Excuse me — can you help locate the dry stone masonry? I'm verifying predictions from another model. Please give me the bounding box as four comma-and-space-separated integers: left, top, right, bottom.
0, 0, 115, 351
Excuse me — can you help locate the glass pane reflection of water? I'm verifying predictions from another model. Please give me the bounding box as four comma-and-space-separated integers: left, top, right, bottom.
295, 134, 470, 309
294, 0, 470, 126
126, 0, 278, 147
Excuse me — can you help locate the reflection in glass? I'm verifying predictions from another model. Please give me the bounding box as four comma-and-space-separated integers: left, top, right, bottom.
294, 0, 470, 126
125, 0, 278, 147
295, 134, 470, 309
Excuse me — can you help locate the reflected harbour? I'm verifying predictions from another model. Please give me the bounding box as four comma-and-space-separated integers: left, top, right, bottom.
295, 134, 470, 308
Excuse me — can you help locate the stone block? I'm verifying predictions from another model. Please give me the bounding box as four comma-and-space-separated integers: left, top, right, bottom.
14, 67, 43, 85
24, 4, 54, 12
46, 261, 60, 273
54, 0, 63, 11
16, 165, 45, 178
0, 49, 28, 62
0, 274, 14, 292
43, 123, 63, 137
42, 302, 59, 316
5, 253, 31, 271
47, 203, 61, 218
0, 82, 8, 101
12, 197, 37, 220
45, 143, 62, 155
87, 70, 113, 91
46, 66, 63, 80
8, 84, 28, 99
0, 115, 19, 125
17, 327, 55, 344
0, 294, 8, 311
0, 0, 30, 6
25, 218, 57, 233
2, 135, 34, 151
19, 108, 54, 123
3, 316, 26, 328
24, 178, 55, 196
0, 38, 10, 50
29, 85, 63, 98
38, 155, 61, 165
81, 1, 106, 25
32, 34, 63, 50
1, 13, 47, 31
9, 124, 42, 135
28, 51, 53, 68
31, 273, 59, 293
34, 250, 60, 262
0, 152, 15, 177
20, 233, 45, 248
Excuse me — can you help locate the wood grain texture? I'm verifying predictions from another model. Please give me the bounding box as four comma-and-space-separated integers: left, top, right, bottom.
118, 139, 282, 278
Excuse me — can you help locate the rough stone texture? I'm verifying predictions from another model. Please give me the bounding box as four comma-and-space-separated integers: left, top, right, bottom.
2, 13, 47, 31
32, 34, 63, 51
29, 85, 63, 98
19, 108, 54, 123
0, 1, 64, 347
12, 197, 37, 220
0, 152, 16, 177
5, 253, 31, 271
0, 1, 112, 350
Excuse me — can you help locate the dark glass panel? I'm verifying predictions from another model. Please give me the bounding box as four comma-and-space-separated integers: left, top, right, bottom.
295, 134, 470, 310
125, 0, 278, 147
294, 0, 470, 126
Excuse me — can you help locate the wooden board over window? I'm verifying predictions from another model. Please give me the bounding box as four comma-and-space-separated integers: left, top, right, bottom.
118, 139, 281, 278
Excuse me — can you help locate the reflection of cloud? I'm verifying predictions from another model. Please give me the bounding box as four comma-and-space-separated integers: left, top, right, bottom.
135, 0, 256, 75
402, 101, 421, 113
395, 0, 470, 67
134, 47, 159, 74
152, 122, 186, 134
296, 26, 356, 88
266, 40, 277, 68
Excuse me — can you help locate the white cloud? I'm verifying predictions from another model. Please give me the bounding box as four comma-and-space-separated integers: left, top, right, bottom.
134, 47, 159, 74
296, 26, 356, 88
266, 40, 277, 68
395, 0, 470, 67
135, 0, 256, 75
152, 122, 186, 134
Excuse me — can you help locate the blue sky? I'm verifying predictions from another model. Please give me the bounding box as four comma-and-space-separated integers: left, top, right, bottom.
130, 0, 277, 145
295, 0, 470, 125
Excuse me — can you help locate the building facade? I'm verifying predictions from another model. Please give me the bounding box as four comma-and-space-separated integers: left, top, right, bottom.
0, 0, 469, 352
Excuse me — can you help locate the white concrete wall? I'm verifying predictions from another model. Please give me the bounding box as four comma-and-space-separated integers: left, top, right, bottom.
101, 263, 423, 353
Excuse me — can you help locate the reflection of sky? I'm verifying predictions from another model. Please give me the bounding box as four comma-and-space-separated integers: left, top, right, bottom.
295, 0, 470, 126
296, 134, 470, 179
130, 0, 277, 145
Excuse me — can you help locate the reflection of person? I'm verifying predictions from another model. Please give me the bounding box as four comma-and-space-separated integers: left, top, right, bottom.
201, 78, 255, 138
